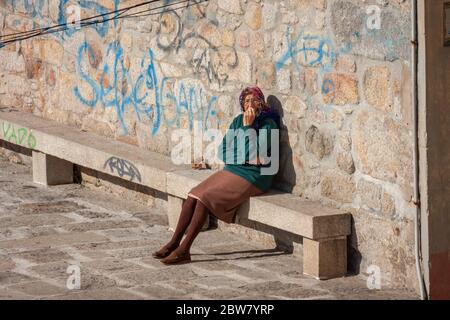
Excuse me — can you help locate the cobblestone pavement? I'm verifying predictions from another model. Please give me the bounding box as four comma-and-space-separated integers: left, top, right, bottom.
0, 155, 418, 300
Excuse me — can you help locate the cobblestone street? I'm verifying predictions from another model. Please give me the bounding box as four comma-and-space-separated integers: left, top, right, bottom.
0, 155, 418, 300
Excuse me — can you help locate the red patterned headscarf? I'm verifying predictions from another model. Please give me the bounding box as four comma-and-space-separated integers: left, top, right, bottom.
238, 86, 279, 130
239, 86, 268, 112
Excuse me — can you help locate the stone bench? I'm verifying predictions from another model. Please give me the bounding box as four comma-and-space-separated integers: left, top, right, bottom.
167, 170, 351, 280
0, 108, 189, 191
0, 108, 351, 280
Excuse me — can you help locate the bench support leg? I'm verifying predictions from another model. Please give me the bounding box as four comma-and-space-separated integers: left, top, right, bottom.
303, 236, 347, 280
32, 151, 73, 186
167, 195, 209, 232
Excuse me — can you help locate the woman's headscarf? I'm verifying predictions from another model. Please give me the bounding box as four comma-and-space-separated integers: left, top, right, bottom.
239, 86, 279, 130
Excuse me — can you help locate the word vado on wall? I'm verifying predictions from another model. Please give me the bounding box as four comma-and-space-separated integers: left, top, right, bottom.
74, 41, 219, 136
1, 121, 37, 149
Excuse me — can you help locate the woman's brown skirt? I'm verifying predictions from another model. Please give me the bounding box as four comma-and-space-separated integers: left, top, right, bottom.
188, 170, 264, 224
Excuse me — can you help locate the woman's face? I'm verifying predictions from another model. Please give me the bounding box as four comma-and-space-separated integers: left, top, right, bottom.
243, 93, 261, 113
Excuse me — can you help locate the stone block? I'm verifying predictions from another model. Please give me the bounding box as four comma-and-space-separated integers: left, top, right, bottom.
335, 56, 357, 73
244, 3, 262, 30
32, 151, 73, 186
262, 2, 278, 30
167, 195, 183, 232
277, 68, 291, 93
336, 152, 355, 174
33, 39, 65, 67
250, 32, 265, 59
218, 0, 242, 14
332, 1, 410, 61
364, 66, 392, 111
196, 21, 222, 48
357, 179, 396, 217
0, 50, 26, 73
222, 30, 235, 47
255, 62, 276, 89
284, 96, 307, 118
322, 73, 359, 105
321, 171, 356, 203
227, 52, 252, 84
299, 68, 318, 96
303, 236, 347, 280
352, 110, 412, 184
237, 192, 351, 240
305, 125, 334, 160
296, 0, 327, 10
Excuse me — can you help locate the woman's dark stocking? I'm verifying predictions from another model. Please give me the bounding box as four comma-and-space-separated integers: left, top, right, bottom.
152, 196, 197, 258
161, 199, 209, 264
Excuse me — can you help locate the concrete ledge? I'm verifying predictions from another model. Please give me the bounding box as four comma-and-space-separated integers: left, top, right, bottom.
167, 169, 214, 198
0, 108, 189, 192
303, 237, 348, 280
1, 108, 351, 279
32, 151, 73, 186
165, 168, 351, 279
166, 169, 351, 240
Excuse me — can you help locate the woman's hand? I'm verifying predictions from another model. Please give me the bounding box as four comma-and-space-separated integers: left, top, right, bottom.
243, 107, 256, 126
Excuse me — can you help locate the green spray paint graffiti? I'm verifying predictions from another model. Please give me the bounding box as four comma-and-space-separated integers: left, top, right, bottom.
1, 122, 37, 149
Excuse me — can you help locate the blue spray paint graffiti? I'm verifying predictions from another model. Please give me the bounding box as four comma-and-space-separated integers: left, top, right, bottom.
74, 41, 218, 136
276, 30, 352, 73
321, 79, 336, 100
8, 0, 120, 39
10, 0, 47, 18
276, 30, 335, 73
58, 0, 120, 38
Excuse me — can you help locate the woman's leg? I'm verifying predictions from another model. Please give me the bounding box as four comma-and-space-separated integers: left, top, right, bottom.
152, 196, 197, 258
169, 196, 198, 246
161, 199, 209, 264
177, 199, 209, 254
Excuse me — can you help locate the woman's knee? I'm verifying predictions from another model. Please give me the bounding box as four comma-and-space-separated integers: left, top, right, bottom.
185, 196, 197, 206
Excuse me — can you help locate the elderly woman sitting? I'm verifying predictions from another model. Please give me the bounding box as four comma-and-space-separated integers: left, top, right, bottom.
152, 86, 279, 264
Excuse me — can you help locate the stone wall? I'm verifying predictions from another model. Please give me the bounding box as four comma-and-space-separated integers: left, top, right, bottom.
0, 0, 418, 290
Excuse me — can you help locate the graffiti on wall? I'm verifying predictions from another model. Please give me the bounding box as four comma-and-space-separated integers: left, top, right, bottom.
58, 0, 120, 38
9, 0, 47, 19
156, 9, 239, 87
103, 156, 141, 182
7, 0, 120, 39
1, 122, 37, 149
74, 41, 219, 136
4, 1, 223, 136
276, 29, 352, 73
